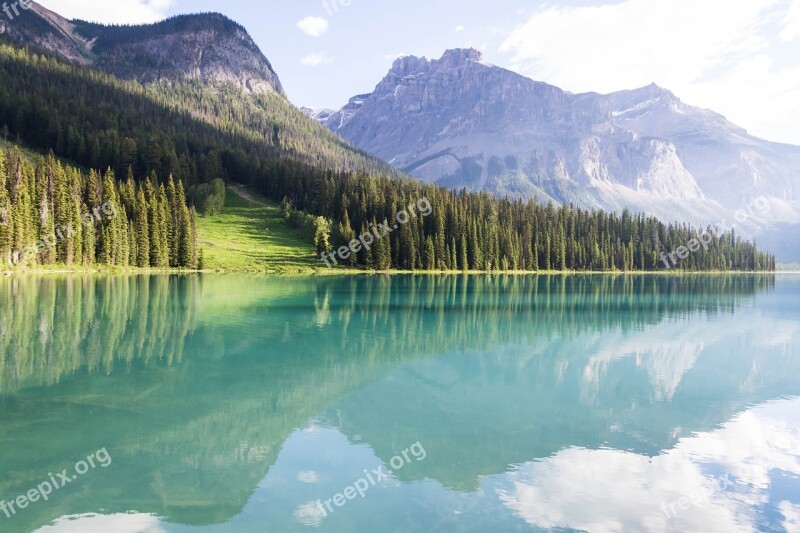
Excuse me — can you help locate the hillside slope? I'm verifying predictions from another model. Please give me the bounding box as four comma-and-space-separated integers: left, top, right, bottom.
195, 185, 322, 272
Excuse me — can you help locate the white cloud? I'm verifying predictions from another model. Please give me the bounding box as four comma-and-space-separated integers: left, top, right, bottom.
297, 470, 319, 483
781, 0, 800, 41
37, 0, 175, 24
499, 0, 800, 145
690, 54, 800, 148
455, 25, 465, 32
780, 501, 800, 532
35, 513, 166, 532
297, 16, 329, 38
293, 501, 327, 527
301, 52, 332, 67
497, 397, 800, 532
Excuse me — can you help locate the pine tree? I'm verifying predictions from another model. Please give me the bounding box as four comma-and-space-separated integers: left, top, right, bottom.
128, 223, 138, 266
156, 184, 170, 267
82, 202, 95, 266
373, 220, 391, 270
166, 174, 179, 267
86, 169, 102, 210
0, 149, 9, 261
175, 179, 194, 267
67, 169, 83, 265
335, 210, 357, 265
189, 206, 198, 268
313, 216, 332, 255
177, 197, 194, 267
134, 187, 149, 267
99, 169, 119, 265
434, 209, 446, 269
38, 162, 56, 265
424, 236, 436, 271
11, 168, 33, 265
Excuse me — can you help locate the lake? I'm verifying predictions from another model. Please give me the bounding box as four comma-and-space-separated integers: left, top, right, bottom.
1, 274, 799, 533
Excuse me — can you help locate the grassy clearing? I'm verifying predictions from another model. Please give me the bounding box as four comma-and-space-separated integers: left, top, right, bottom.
195, 185, 325, 272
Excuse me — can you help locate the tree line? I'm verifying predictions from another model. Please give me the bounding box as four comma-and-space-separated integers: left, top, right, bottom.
0, 145, 198, 269
0, 42, 775, 271
277, 171, 775, 271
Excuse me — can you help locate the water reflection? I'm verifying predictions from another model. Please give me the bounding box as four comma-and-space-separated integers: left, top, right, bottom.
497, 397, 800, 532
0, 274, 797, 533
0, 274, 776, 393
0, 275, 198, 392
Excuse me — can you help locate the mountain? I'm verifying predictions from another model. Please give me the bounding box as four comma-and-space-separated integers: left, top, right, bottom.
318, 49, 800, 257
305, 94, 371, 131
0, 6, 775, 272
0, 3, 402, 186
300, 106, 336, 123
0, 2, 284, 95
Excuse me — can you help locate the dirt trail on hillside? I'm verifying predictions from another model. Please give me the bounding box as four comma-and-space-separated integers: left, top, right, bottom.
227, 184, 258, 204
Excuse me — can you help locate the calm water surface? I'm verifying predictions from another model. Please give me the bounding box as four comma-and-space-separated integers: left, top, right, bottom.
1, 274, 799, 532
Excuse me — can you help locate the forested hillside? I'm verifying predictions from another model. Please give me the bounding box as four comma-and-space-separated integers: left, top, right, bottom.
0, 145, 197, 269
0, 40, 775, 272
0, 44, 399, 198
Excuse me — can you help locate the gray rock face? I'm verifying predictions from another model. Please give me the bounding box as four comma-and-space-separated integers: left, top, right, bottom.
320, 48, 800, 254
3, 2, 284, 95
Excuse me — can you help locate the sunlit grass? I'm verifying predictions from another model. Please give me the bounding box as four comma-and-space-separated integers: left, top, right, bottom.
195, 186, 321, 272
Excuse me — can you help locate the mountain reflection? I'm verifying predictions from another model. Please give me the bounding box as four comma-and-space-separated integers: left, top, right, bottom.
0, 273, 791, 532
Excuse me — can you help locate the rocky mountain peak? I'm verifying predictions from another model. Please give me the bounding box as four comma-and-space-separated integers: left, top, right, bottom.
2, 2, 284, 96
439, 47, 485, 65
389, 54, 430, 76
389, 48, 489, 77
629, 82, 678, 101
319, 49, 800, 252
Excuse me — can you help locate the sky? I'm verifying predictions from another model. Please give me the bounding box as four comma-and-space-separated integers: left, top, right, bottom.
36, 0, 800, 145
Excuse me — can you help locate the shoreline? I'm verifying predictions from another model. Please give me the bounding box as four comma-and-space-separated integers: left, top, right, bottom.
2, 267, 785, 277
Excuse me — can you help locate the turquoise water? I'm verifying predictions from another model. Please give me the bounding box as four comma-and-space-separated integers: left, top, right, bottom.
1, 274, 799, 532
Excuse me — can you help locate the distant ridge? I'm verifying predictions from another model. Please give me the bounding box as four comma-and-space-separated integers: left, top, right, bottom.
313, 48, 800, 258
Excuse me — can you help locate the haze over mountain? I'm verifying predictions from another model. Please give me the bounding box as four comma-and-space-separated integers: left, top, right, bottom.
311, 49, 800, 258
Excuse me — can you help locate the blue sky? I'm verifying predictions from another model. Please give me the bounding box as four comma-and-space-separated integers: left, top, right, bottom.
37, 0, 800, 145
